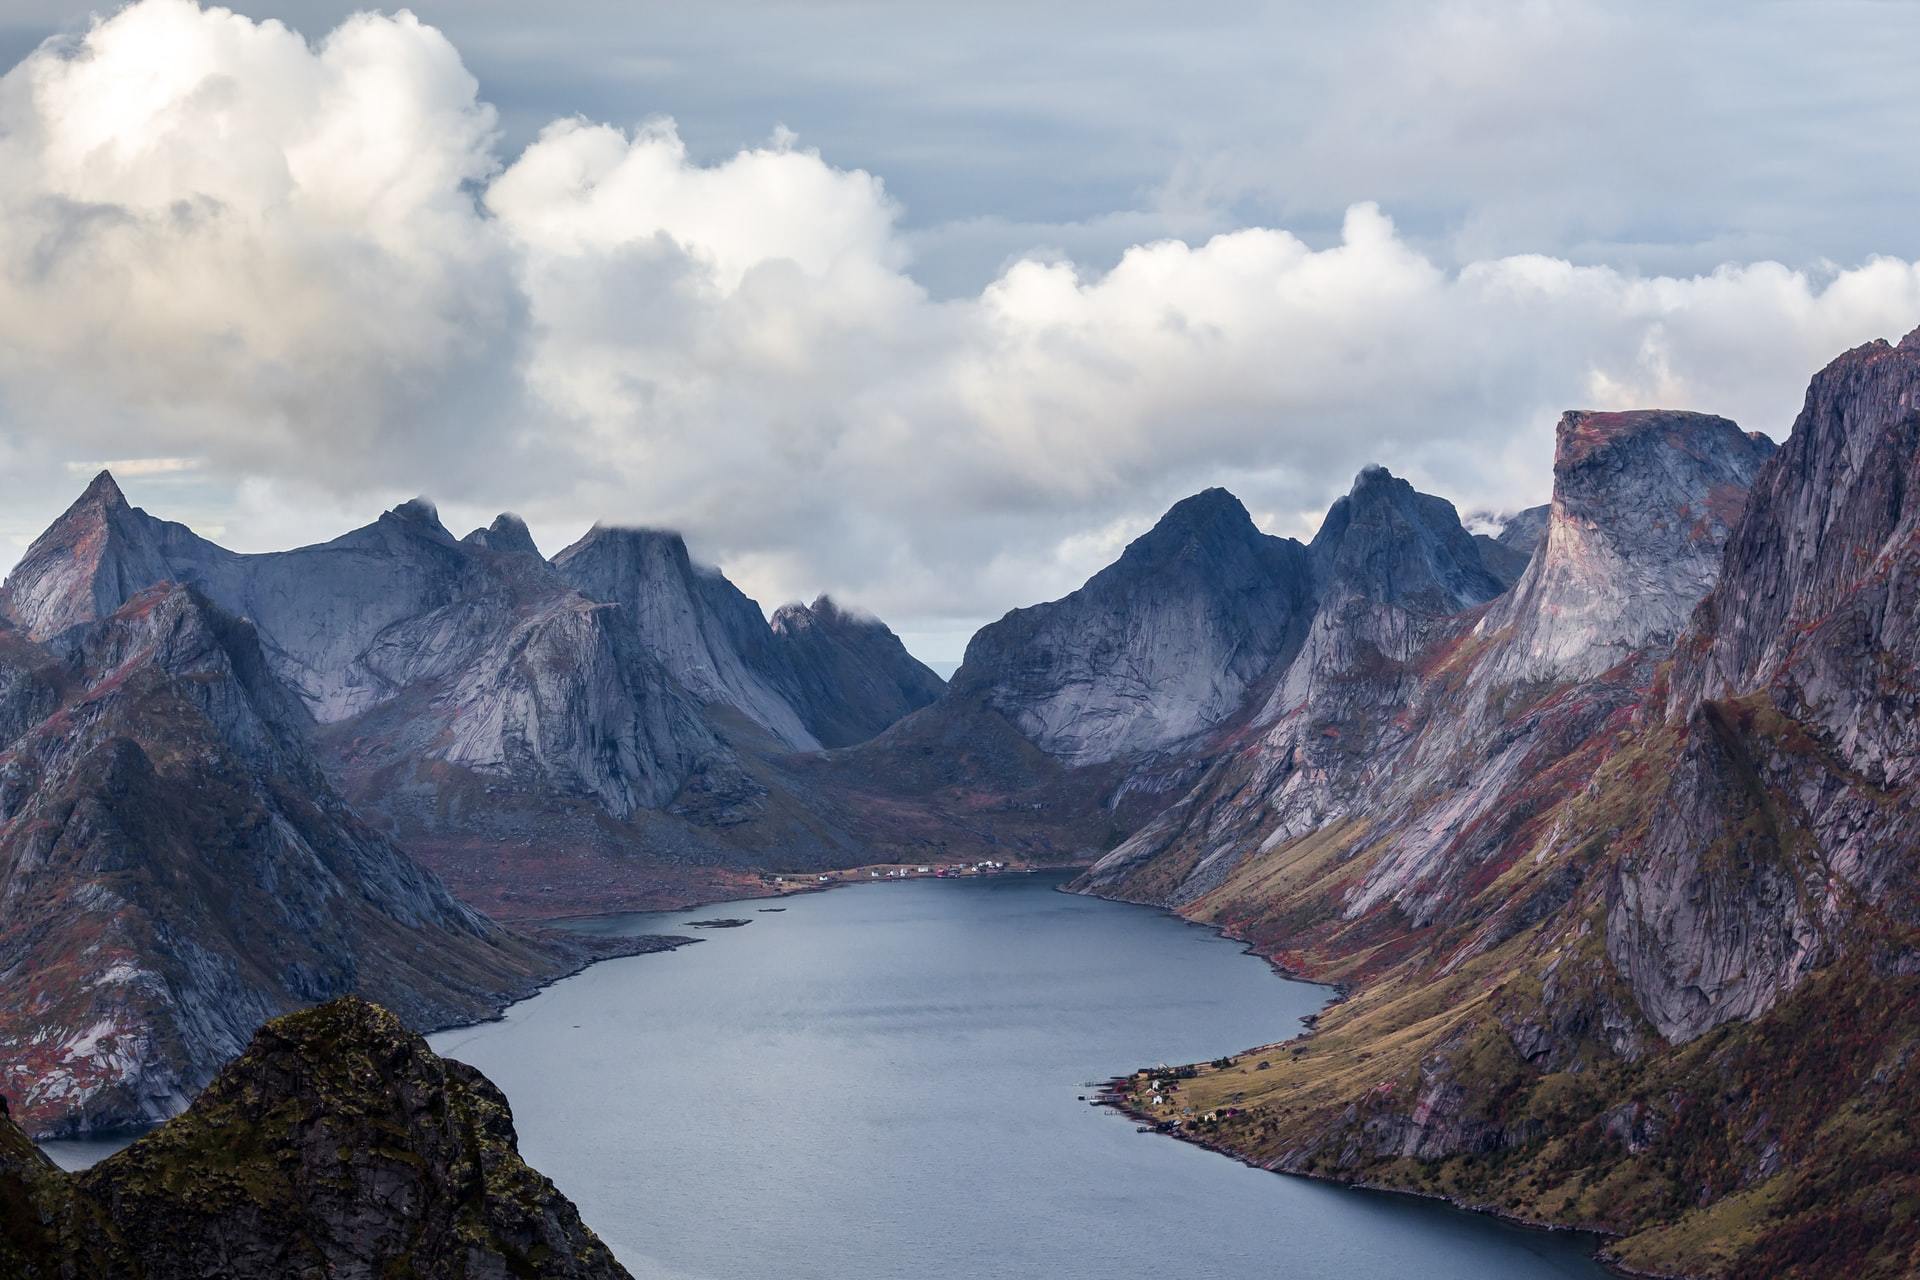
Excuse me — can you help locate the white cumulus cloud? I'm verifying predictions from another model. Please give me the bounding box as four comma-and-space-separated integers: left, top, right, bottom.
2, 0, 1919, 659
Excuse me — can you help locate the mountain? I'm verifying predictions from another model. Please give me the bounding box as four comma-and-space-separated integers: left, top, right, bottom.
1078, 339, 1920, 1278
949, 488, 1315, 766
769, 594, 946, 748
792, 475, 1517, 872
0, 998, 630, 1279
1081, 464, 1521, 905
1473, 410, 1776, 689
0, 471, 177, 641
553, 526, 822, 750
0, 485, 942, 918
0, 579, 679, 1139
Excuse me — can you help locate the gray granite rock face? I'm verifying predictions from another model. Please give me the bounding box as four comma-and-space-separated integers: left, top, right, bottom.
950, 489, 1315, 766
0, 485, 936, 837
1611, 330, 1920, 1042
1473, 411, 1775, 690
0, 585, 590, 1139
553, 527, 821, 750
769, 595, 946, 749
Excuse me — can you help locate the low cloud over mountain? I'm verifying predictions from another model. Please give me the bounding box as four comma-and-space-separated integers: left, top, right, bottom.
6, 0, 1920, 658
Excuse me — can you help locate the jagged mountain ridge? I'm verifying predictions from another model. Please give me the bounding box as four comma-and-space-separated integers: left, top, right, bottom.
0, 581, 672, 1139
0, 481, 945, 916
0, 998, 632, 1280
1078, 334, 1920, 1278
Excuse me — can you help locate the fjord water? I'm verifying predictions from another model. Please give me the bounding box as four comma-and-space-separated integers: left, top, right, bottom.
431, 875, 1608, 1280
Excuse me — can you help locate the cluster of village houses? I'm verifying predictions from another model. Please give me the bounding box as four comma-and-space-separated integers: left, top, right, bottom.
1129, 1065, 1244, 1129
766, 860, 1009, 887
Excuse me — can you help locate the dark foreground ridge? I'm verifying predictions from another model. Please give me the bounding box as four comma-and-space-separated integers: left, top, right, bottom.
0, 998, 632, 1280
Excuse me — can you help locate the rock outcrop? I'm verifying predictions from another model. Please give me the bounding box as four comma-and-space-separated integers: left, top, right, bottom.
0, 998, 632, 1279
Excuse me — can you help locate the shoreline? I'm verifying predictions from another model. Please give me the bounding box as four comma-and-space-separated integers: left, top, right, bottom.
1066, 878, 1657, 1280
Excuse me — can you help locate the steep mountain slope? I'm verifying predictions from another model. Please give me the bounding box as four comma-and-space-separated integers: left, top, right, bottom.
769, 594, 946, 748
0, 998, 631, 1280
1474, 411, 1775, 689
1084, 415, 1772, 915
949, 488, 1315, 766
0, 583, 673, 1139
0, 483, 949, 916
553, 526, 822, 750
1084, 337, 1920, 1278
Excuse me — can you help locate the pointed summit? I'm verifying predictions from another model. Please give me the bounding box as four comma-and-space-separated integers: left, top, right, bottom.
1310, 465, 1504, 614
461, 512, 541, 559
77, 468, 128, 510
952, 486, 1313, 764
0, 470, 174, 639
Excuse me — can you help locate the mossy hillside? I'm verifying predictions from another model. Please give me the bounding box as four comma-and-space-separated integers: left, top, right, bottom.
0, 998, 633, 1280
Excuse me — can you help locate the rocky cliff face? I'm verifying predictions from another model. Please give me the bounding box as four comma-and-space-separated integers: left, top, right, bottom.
1474, 411, 1775, 689
0, 483, 953, 918
553, 527, 822, 750
950, 489, 1315, 766
0, 583, 670, 1138
0, 472, 178, 641
1610, 333, 1920, 1045
769, 595, 946, 748
0, 998, 632, 1280
1080, 335, 1920, 1280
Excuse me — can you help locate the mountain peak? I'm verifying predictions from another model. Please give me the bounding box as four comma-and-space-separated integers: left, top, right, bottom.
462, 511, 541, 559
1348, 463, 1397, 493
76, 468, 127, 510
386, 496, 445, 533
1477, 407, 1774, 685
1309, 466, 1502, 613
1, 469, 174, 639
1156, 486, 1252, 531
1109, 487, 1268, 577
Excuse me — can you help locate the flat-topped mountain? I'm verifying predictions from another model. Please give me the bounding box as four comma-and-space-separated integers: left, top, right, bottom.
1475, 409, 1776, 687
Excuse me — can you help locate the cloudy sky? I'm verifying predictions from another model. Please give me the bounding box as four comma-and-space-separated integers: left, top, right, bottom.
3, 1, 1920, 664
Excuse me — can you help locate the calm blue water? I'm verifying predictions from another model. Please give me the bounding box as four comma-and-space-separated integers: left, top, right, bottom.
429, 873, 1609, 1280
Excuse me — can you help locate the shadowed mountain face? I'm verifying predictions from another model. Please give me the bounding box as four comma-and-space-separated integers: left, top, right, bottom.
769, 594, 947, 748
949, 488, 1315, 766
0, 999, 632, 1280
0, 582, 668, 1139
